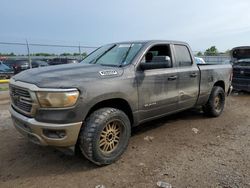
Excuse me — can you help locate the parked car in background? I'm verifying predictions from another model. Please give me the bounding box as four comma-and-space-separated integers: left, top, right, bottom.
231, 46, 250, 92
31, 60, 49, 68
3, 59, 29, 74
3, 59, 49, 74
3, 59, 19, 69
0, 62, 14, 79
195, 57, 206, 64
0, 56, 7, 62
48, 58, 79, 66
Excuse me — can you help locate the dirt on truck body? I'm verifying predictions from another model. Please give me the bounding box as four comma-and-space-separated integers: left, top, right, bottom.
9, 40, 232, 165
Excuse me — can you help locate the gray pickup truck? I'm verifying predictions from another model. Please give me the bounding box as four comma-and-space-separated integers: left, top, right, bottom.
9, 40, 233, 165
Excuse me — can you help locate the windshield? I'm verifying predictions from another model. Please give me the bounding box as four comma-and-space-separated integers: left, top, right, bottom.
81, 43, 143, 66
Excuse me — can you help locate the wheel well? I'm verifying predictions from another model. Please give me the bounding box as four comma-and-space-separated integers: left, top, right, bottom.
86, 98, 134, 125
214, 81, 225, 91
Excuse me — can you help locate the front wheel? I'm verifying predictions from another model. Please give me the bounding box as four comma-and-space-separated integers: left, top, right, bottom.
78, 108, 131, 165
203, 86, 225, 117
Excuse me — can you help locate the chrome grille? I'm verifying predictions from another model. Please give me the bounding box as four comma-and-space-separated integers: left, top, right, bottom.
10, 85, 33, 114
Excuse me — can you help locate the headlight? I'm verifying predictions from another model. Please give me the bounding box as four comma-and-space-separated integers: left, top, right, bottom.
36, 90, 79, 108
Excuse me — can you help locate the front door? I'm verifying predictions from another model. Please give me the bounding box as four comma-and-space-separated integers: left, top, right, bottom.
136, 44, 179, 122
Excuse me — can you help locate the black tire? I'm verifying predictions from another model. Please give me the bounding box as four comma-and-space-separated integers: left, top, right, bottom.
203, 86, 225, 117
78, 108, 131, 165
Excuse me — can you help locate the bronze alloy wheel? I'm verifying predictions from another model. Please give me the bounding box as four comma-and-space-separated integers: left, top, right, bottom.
79, 108, 131, 165
99, 120, 122, 154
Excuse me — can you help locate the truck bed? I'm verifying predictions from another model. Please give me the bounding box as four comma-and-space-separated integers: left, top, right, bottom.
196, 64, 232, 105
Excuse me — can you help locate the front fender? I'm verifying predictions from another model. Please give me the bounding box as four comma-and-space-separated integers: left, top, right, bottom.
80, 92, 137, 120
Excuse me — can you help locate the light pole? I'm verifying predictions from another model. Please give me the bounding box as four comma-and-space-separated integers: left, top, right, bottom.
26, 39, 32, 69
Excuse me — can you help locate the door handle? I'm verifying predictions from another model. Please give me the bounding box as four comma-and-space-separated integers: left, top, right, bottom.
168, 75, 177, 81
190, 73, 198, 78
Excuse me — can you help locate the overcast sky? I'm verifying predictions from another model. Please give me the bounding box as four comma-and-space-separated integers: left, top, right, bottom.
1, 0, 250, 53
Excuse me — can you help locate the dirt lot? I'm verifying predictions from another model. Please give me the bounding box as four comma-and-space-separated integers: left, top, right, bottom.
0, 92, 250, 188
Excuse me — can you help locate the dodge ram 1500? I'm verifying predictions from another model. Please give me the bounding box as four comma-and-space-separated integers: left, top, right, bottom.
9, 40, 233, 165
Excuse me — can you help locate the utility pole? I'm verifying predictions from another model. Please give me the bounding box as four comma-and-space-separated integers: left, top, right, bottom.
78, 43, 82, 61
26, 39, 32, 69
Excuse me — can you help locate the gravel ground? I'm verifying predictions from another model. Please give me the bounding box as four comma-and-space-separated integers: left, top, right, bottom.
0, 93, 249, 188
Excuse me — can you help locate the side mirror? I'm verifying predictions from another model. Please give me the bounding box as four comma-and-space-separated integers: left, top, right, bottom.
140, 56, 172, 70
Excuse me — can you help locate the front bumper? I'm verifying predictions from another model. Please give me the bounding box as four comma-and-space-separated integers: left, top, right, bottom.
232, 82, 250, 92
232, 78, 250, 92
10, 106, 82, 147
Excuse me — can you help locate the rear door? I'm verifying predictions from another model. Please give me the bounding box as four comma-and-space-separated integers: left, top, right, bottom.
173, 44, 200, 109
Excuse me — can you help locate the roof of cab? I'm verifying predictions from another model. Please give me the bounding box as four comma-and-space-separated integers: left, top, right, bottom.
115, 40, 189, 46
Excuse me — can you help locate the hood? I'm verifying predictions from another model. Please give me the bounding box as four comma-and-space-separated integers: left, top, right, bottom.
12, 63, 124, 88
231, 46, 250, 60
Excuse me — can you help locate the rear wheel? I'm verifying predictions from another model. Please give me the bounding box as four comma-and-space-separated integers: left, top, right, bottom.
203, 86, 225, 117
78, 108, 131, 165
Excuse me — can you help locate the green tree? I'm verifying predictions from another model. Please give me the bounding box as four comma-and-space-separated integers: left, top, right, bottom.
196, 51, 203, 56
0, 52, 15, 56
224, 49, 231, 55
204, 46, 219, 56
60, 53, 72, 56
33, 53, 55, 56
82, 52, 87, 57
73, 52, 87, 57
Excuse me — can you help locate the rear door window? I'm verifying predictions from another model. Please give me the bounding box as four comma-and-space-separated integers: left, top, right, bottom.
174, 45, 192, 67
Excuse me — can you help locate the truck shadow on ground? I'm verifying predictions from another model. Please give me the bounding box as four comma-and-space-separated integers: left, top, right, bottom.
132, 107, 205, 136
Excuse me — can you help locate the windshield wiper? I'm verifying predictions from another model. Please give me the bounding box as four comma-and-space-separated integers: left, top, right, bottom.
99, 64, 120, 67
91, 44, 116, 64
120, 44, 132, 66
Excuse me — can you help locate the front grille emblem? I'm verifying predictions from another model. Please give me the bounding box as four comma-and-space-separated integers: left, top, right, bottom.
11, 93, 20, 101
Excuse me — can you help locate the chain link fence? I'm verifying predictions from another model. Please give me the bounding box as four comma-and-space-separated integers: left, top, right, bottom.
198, 55, 230, 64
0, 41, 98, 64
0, 41, 231, 65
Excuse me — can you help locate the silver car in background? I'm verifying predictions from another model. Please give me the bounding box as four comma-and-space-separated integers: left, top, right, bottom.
195, 57, 206, 64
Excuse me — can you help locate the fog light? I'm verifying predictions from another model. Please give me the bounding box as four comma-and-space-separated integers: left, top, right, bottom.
43, 129, 66, 139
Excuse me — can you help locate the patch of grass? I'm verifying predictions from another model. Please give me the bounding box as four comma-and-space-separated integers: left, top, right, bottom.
0, 87, 9, 91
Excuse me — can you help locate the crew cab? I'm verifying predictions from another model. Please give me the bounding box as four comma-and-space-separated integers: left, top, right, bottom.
9, 40, 233, 165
